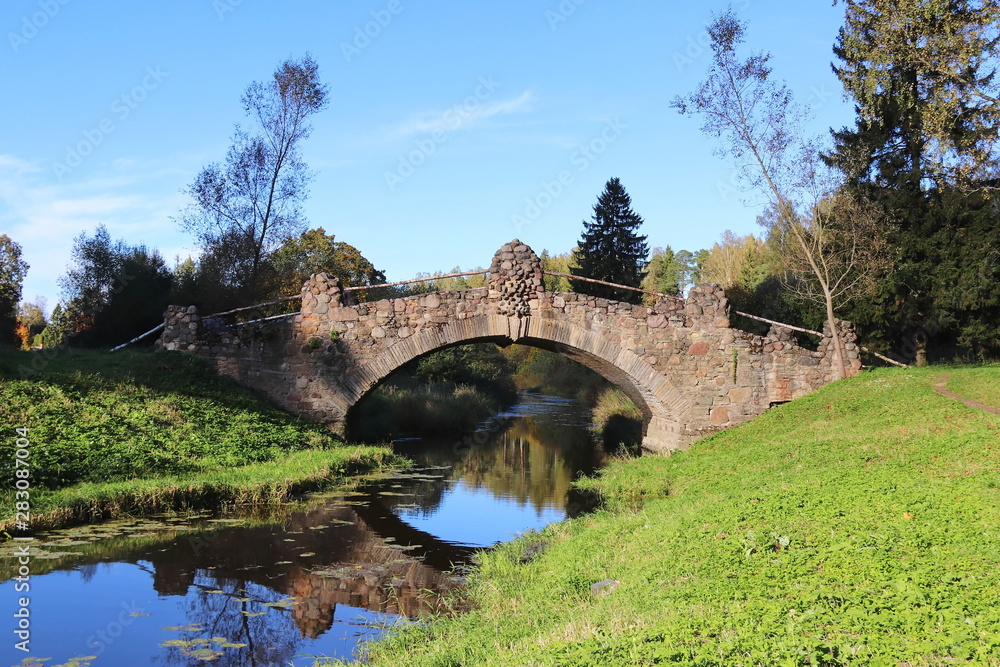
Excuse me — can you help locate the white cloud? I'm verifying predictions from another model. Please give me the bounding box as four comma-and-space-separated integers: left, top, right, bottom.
385, 90, 536, 141
0, 154, 192, 308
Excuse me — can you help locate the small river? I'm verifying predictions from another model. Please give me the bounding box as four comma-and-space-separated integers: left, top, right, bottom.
0, 393, 606, 666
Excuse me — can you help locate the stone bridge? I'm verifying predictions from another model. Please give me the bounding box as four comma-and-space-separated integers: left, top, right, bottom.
156, 241, 861, 453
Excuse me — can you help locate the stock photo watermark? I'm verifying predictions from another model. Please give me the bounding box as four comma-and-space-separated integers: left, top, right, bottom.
51, 65, 168, 180
672, 0, 752, 72
213, 0, 245, 21
11, 426, 32, 653
8, 0, 72, 53
384, 76, 502, 191
546, 0, 586, 30
85, 600, 148, 656
341, 0, 406, 62
511, 117, 627, 233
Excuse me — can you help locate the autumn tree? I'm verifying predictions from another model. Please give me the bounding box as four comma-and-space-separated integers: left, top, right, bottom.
17, 298, 47, 348
0, 234, 29, 347
570, 178, 649, 303
179, 55, 329, 306
673, 11, 890, 378
268, 227, 386, 301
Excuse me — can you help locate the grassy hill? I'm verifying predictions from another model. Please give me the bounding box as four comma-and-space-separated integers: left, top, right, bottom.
0, 348, 404, 532
335, 366, 1000, 666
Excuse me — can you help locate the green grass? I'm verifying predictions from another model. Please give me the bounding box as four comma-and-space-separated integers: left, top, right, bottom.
0, 348, 362, 488
946, 364, 1000, 409
0, 347, 406, 533
591, 387, 643, 453
0, 447, 403, 534
324, 366, 1000, 666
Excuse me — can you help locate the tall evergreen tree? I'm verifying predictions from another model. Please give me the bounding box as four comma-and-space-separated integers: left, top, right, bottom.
570, 178, 649, 303
827, 0, 1000, 361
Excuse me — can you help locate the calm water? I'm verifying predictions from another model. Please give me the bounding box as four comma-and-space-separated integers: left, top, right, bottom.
0, 394, 604, 666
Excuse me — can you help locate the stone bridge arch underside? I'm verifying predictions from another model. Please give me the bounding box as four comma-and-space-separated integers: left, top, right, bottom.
333, 314, 690, 449
156, 241, 860, 453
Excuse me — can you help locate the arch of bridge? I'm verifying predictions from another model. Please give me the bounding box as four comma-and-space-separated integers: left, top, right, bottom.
157, 240, 857, 452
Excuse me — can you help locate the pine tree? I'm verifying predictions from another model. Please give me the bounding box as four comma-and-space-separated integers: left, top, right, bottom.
570, 178, 649, 303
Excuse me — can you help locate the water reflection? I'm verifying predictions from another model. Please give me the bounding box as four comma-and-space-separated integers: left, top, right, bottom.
0, 393, 604, 665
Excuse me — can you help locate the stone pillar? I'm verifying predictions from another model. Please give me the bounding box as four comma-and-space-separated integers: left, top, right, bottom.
155, 305, 201, 352
820, 318, 862, 375
487, 239, 545, 317
685, 283, 730, 328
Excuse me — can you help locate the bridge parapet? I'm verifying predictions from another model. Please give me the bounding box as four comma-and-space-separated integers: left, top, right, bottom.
155, 240, 860, 453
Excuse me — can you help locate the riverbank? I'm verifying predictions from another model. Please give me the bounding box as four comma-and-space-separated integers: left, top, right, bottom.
0, 348, 406, 534
329, 365, 1000, 666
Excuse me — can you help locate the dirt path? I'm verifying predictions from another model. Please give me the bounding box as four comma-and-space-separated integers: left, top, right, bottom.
933, 375, 1000, 417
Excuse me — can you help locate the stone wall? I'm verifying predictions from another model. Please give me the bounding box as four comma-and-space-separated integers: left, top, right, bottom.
155, 240, 860, 453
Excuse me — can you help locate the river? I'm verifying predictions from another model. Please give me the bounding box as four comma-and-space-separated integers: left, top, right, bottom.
0, 393, 606, 666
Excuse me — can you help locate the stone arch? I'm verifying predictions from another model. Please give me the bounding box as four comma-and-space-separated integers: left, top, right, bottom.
337, 313, 692, 452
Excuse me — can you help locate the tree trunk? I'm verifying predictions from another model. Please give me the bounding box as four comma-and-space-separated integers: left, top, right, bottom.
824, 292, 847, 381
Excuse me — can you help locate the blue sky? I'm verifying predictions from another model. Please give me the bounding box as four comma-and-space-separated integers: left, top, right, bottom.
1, 0, 854, 312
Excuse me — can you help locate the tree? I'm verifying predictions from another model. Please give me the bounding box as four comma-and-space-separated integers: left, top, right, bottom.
570, 177, 649, 303
267, 228, 386, 301
673, 11, 890, 379
826, 0, 1000, 362
641, 246, 701, 301
40, 303, 75, 349
58, 225, 173, 347
17, 298, 47, 348
0, 234, 29, 347
540, 249, 577, 292
829, 0, 1000, 189
179, 54, 329, 306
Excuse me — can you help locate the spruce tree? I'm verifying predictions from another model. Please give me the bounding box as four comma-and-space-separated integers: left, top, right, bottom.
825, 0, 1000, 361
570, 178, 649, 303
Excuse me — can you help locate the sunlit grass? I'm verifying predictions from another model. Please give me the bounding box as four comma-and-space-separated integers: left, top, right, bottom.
321, 366, 1000, 666
0, 347, 406, 533
946, 363, 1000, 409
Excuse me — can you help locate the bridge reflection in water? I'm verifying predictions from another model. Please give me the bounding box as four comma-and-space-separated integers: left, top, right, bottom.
0, 394, 604, 665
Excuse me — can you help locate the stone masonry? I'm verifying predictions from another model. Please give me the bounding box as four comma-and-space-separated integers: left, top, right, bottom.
155, 240, 862, 453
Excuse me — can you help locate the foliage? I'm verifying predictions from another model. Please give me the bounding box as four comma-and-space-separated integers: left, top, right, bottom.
396, 266, 488, 297
350, 344, 517, 441
349, 382, 502, 442
540, 249, 577, 292
17, 298, 47, 339
0, 234, 29, 348
641, 246, 689, 300
329, 366, 1000, 665
267, 227, 387, 302
829, 0, 1000, 189
503, 345, 610, 406
698, 231, 774, 291
413, 344, 517, 401
39, 303, 74, 349
570, 178, 650, 303
57, 225, 173, 348
179, 54, 329, 306
827, 2, 1000, 363
590, 387, 642, 455
169, 256, 201, 307
0, 347, 361, 490
673, 10, 893, 379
